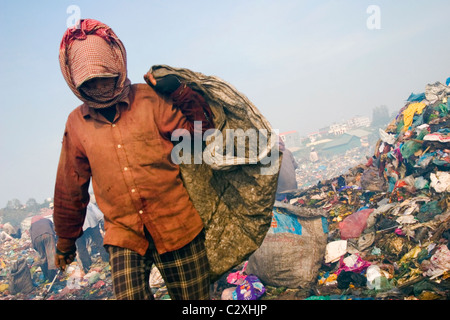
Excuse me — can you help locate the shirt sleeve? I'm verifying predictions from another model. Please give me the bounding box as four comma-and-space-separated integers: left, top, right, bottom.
53, 119, 91, 241
156, 84, 215, 139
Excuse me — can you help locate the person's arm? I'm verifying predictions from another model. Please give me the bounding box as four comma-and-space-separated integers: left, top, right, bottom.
171, 83, 214, 132
53, 120, 91, 270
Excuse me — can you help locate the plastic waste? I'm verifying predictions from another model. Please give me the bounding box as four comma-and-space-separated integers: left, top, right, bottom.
226, 262, 248, 285
366, 265, 391, 291
339, 209, 374, 240
379, 128, 396, 145
416, 201, 443, 223
422, 245, 450, 279
430, 171, 450, 193
400, 140, 422, 159
221, 287, 235, 300
325, 240, 348, 263
232, 275, 265, 300
337, 254, 371, 274
414, 176, 429, 189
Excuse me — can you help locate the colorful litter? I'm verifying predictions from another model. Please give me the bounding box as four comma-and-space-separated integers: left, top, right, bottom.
1, 78, 449, 301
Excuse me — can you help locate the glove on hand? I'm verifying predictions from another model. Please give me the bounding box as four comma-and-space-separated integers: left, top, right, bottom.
145, 74, 181, 96
54, 237, 77, 271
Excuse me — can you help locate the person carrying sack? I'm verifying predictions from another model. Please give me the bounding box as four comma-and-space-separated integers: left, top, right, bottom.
54, 19, 214, 300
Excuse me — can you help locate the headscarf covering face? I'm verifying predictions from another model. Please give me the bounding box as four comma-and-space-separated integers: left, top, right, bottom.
59, 19, 131, 109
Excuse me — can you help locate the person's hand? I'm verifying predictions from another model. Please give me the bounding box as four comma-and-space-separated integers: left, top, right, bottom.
54, 238, 77, 271
144, 72, 157, 87
144, 72, 181, 96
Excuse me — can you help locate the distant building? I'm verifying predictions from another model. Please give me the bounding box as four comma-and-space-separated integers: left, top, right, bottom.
306, 139, 333, 150
347, 116, 371, 128
321, 128, 372, 156
318, 126, 330, 136
345, 128, 372, 147
307, 131, 322, 142
328, 116, 371, 136
321, 134, 361, 156
329, 123, 348, 135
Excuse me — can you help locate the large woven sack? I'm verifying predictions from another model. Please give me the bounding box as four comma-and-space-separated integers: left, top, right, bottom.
246, 204, 328, 288
150, 65, 282, 280
8, 258, 34, 295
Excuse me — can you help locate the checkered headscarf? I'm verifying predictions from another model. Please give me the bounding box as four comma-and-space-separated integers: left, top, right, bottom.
59, 19, 131, 109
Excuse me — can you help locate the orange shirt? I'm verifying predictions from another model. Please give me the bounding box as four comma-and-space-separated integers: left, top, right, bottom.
53, 83, 214, 255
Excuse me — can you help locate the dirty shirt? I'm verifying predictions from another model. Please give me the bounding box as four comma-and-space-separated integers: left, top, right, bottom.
30, 218, 55, 249
53, 83, 214, 255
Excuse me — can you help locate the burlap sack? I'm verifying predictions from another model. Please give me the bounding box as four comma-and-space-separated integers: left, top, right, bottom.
246, 204, 328, 288
8, 258, 34, 295
150, 65, 281, 280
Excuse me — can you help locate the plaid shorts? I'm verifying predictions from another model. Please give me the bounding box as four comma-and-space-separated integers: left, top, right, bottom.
107, 230, 210, 300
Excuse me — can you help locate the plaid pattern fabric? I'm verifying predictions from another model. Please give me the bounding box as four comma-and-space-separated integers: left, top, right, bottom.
69, 35, 120, 89
59, 19, 131, 109
108, 231, 210, 300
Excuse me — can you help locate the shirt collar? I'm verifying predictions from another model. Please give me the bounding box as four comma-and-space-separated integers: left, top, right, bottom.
81, 94, 130, 120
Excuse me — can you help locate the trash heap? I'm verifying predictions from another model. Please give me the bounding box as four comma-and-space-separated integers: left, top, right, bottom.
0, 229, 173, 300
0, 234, 38, 298
0, 232, 110, 300
296, 147, 373, 190
256, 80, 450, 300
1, 79, 449, 301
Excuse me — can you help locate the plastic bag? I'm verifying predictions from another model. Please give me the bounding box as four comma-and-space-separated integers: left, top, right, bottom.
337, 254, 371, 274
366, 265, 391, 291
339, 209, 374, 240
423, 245, 450, 278
430, 171, 450, 193
325, 240, 348, 263
222, 262, 265, 300
400, 140, 422, 159
232, 275, 265, 300
416, 201, 443, 223
414, 176, 429, 189
226, 262, 248, 285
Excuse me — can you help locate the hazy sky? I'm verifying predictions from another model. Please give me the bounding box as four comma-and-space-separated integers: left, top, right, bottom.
0, 0, 449, 206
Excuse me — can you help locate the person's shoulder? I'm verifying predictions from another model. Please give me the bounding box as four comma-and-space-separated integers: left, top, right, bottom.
66, 103, 87, 121
131, 83, 166, 105
133, 83, 154, 93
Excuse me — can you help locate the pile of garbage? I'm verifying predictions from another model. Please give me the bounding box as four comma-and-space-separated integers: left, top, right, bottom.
296, 146, 373, 190
245, 80, 449, 300
212, 79, 450, 301
0, 228, 175, 300
0, 232, 110, 300
1, 79, 449, 301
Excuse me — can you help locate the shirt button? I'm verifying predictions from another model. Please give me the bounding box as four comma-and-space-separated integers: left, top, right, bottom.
117, 144, 122, 148
139, 210, 143, 214
112, 124, 116, 127
124, 167, 128, 171
131, 188, 136, 193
